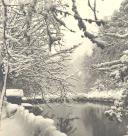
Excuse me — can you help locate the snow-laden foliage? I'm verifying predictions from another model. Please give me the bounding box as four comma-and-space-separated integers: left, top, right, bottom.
90, 1, 128, 135
4, 102, 67, 136
0, 0, 107, 105
93, 47, 128, 122
0, 0, 79, 98
3, 101, 18, 117
86, 0, 128, 91
105, 89, 128, 123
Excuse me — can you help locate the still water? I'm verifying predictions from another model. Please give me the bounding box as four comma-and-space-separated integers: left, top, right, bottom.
41, 103, 128, 136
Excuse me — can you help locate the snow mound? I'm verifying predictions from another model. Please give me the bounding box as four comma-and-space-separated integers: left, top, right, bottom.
14, 104, 67, 136
2, 102, 67, 136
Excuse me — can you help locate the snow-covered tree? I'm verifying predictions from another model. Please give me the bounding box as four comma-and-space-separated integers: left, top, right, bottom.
0, 0, 109, 102
0, 0, 69, 96
91, 1, 128, 131
0, 0, 80, 121
87, 0, 128, 91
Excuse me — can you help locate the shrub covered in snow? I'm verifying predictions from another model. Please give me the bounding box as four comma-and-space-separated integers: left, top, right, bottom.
2, 102, 67, 136
4, 101, 18, 117
8, 103, 67, 136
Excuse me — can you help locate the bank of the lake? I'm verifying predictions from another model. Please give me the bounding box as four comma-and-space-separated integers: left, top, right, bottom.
22, 89, 124, 104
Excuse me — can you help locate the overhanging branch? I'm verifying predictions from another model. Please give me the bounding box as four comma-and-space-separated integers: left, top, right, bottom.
71, 0, 105, 49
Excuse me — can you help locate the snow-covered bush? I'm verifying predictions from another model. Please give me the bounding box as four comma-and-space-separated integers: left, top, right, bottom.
4, 102, 67, 136
4, 101, 18, 118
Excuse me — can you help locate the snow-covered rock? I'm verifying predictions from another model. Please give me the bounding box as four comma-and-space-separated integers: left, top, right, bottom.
6, 89, 24, 97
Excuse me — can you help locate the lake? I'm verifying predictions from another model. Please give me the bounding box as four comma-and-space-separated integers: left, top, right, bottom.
40, 103, 128, 136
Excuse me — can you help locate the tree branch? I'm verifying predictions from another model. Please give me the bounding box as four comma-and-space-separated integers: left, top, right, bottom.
71, 0, 105, 49
93, 60, 122, 68
105, 32, 128, 39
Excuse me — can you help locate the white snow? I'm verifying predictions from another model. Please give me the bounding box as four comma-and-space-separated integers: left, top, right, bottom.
6, 89, 24, 97
123, 50, 128, 55
4, 102, 18, 117
22, 89, 125, 103
1, 102, 67, 136
21, 103, 33, 107
87, 89, 124, 100
64, 89, 124, 102
120, 54, 128, 63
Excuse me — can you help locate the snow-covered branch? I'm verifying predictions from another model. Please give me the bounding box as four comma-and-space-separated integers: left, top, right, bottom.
71, 0, 105, 49
105, 32, 128, 39
93, 60, 122, 68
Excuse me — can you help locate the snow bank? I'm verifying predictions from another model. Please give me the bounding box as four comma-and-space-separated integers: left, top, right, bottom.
64, 89, 124, 103
22, 89, 125, 104
5, 103, 67, 136
54, 89, 124, 102
87, 89, 124, 100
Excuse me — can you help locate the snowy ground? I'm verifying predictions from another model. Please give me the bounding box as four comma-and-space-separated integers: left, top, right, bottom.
0, 108, 26, 136
0, 117, 27, 136
0, 103, 67, 136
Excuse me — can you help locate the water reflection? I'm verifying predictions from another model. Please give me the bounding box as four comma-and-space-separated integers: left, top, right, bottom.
76, 103, 127, 136
41, 103, 128, 136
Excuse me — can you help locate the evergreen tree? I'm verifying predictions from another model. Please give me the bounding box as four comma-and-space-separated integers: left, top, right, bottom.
89, 0, 128, 90
92, 0, 128, 129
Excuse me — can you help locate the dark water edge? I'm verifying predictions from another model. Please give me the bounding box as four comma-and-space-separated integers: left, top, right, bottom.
22, 96, 114, 105
40, 103, 128, 136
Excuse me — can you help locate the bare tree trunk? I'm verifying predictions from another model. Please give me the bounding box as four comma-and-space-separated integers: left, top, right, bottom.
0, 0, 8, 128
0, 63, 8, 127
